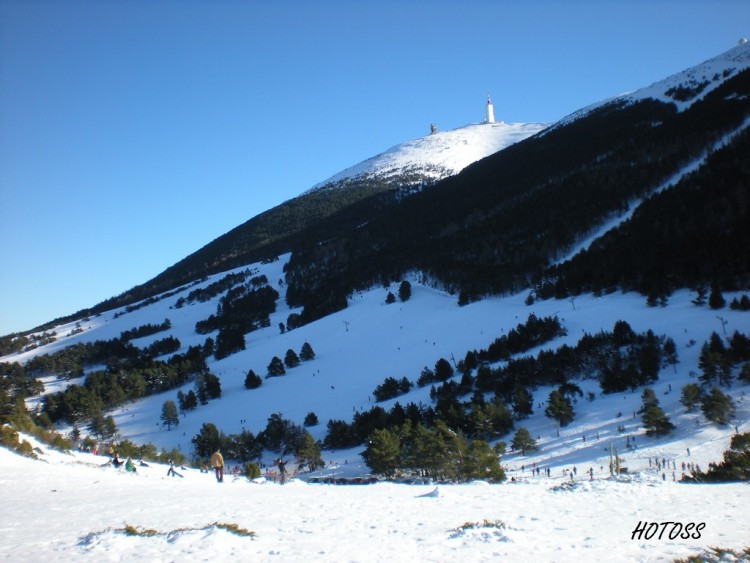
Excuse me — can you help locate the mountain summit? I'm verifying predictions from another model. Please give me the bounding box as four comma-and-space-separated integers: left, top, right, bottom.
308, 120, 547, 193
62, 113, 546, 321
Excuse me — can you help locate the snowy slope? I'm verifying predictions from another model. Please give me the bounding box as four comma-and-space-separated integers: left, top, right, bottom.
1, 436, 749, 562
7, 255, 750, 469
552, 41, 750, 131
307, 121, 547, 193
626, 40, 750, 110
3, 249, 750, 562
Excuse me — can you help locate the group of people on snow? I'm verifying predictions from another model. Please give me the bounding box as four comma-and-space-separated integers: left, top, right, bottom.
107, 446, 137, 473
101, 443, 291, 484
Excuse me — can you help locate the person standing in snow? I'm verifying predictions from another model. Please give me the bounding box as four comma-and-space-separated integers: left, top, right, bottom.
112, 452, 123, 468
167, 459, 183, 478
210, 449, 224, 483
278, 459, 287, 485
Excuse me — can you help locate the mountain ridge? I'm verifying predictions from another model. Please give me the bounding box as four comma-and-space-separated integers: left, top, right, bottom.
3, 43, 749, 338
551, 40, 750, 132
307, 120, 548, 193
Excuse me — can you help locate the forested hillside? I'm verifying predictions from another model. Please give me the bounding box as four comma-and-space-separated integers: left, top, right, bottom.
284, 68, 750, 322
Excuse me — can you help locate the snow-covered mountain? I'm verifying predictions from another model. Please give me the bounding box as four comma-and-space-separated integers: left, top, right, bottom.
627, 39, 750, 109
555, 40, 750, 130
2, 41, 750, 561
307, 120, 547, 193
101, 118, 548, 314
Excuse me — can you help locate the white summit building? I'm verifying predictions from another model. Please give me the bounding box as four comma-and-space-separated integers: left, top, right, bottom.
485, 95, 495, 124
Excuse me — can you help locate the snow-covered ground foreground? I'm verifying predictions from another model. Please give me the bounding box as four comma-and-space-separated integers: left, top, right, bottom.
1, 438, 747, 562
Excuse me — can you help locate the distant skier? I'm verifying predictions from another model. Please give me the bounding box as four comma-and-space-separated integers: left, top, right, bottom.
278, 459, 287, 485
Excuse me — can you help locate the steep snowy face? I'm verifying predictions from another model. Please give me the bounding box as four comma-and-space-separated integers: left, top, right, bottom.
556, 41, 750, 129
624, 40, 750, 110
307, 121, 548, 193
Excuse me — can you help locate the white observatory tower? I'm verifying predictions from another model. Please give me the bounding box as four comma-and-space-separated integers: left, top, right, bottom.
485, 95, 495, 124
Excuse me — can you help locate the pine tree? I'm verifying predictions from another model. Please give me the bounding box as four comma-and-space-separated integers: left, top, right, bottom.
699, 333, 732, 386
284, 349, 300, 368
462, 439, 506, 482
701, 387, 736, 425
545, 389, 574, 426
680, 383, 703, 412
102, 415, 118, 441
192, 422, 221, 458
511, 386, 534, 420
708, 284, 726, 309
303, 411, 319, 426
87, 411, 106, 440
244, 369, 262, 389
297, 432, 324, 472
637, 330, 662, 382
662, 337, 679, 373
431, 420, 467, 481
184, 389, 198, 410
511, 427, 538, 455
692, 286, 708, 306
361, 427, 401, 478
214, 327, 245, 359
398, 280, 412, 302
434, 358, 454, 382
68, 425, 81, 447
267, 356, 286, 377
728, 331, 750, 364
177, 390, 186, 414
286, 313, 302, 330
683, 432, 750, 482
160, 400, 179, 430
195, 375, 209, 405
417, 366, 435, 387
299, 342, 315, 361
231, 429, 262, 462
204, 373, 222, 399
639, 387, 675, 436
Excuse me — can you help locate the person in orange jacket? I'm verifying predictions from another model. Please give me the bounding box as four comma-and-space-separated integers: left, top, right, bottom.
210, 449, 224, 483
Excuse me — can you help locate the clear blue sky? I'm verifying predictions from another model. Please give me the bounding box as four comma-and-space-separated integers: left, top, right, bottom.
1, 0, 747, 336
